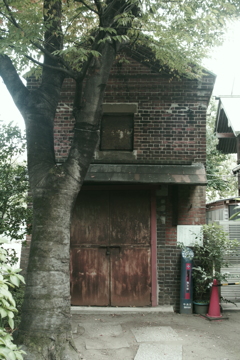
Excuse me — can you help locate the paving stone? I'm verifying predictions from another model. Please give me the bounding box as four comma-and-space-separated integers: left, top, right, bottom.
85, 336, 130, 350
83, 324, 123, 337
134, 343, 182, 360
132, 326, 179, 343
80, 348, 137, 360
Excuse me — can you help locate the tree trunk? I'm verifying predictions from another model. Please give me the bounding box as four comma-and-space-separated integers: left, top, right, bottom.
2, 34, 118, 357
16, 174, 81, 359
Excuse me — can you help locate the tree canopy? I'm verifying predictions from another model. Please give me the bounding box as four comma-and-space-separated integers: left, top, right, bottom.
1, 0, 240, 81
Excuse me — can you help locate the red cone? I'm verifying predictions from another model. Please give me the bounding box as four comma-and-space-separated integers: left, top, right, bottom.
207, 279, 222, 318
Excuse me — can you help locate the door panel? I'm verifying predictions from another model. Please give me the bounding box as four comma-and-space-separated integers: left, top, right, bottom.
70, 248, 109, 306
110, 191, 150, 245
70, 190, 110, 305
71, 191, 109, 246
70, 189, 151, 306
111, 247, 151, 306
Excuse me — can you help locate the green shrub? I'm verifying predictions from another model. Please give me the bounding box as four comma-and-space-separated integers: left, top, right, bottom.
0, 240, 26, 360
192, 224, 238, 301
178, 223, 239, 301
5, 284, 25, 330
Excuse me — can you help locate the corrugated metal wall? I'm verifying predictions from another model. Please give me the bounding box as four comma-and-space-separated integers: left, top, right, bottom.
206, 208, 228, 223
217, 221, 240, 302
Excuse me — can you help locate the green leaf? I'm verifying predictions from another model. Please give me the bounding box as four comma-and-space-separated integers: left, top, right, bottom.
15, 352, 25, 360
8, 317, 14, 330
9, 275, 20, 287
0, 308, 8, 319
7, 310, 15, 319
0, 288, 16, 307
99, 27, 117, 34
0, 347, 15, 360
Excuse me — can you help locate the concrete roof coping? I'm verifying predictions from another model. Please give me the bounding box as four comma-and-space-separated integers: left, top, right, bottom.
85, 163, 207, 185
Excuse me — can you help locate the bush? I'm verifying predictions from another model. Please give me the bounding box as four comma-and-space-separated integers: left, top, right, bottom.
0, 240, 26, 360
192, 224, 239, 301
178, 223, 239, 301
5, 284, 25, 331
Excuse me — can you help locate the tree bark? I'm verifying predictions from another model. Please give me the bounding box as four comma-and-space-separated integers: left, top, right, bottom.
9, 41, 118, 359
14, 87, 82, 359
0, 0, 121, 349
16, 176, 80, 360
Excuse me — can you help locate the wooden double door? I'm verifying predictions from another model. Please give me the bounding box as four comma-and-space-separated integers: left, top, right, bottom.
70, 189, 151, 306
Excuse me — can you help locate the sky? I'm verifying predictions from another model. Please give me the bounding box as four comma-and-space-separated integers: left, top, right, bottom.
1, 20, 240, 129
203, 20, 240, 96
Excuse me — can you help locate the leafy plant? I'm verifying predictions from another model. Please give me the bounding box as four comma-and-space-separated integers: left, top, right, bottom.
179, 224, 239, 301
7, 284, 25, 331
0, 240, 26, 360
192, 224, 239, 301
0, 121, 32, 241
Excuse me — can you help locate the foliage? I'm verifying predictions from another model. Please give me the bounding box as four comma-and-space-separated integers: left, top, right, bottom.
7, 284, 25, 331
1, 248, 19, 268
0, 245, 25, 329
0, 240, 25, 360
0, 121, 31, 241
206, 99, 238, 202
191, 224, 239, 300
1, 1, 240, 79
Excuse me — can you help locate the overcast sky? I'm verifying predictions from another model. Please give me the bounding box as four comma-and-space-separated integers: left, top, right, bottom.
1, 20, 240, 129
203, 20, 240, 96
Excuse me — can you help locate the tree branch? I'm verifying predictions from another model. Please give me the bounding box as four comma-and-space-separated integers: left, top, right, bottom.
73, 78, 83, 112
74, 0, 100, 15
40, 0, 66, 96
28, 40, 77, 77
94, 0, 103, 15
0, 55, 29, 115
24, 55, 77, 79
65, 41, 117, 184
43, 0, 63, 55
2, 0, 21, 29
102, 0, 120, 18
1, 1, 73, 76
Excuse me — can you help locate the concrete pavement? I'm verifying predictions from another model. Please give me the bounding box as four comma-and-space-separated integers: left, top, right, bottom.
71, 305, 240, 360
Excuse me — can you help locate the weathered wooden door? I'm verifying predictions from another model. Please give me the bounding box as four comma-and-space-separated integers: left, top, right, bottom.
70, 189, 151, 306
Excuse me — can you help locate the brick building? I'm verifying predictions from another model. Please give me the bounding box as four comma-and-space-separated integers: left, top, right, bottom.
21, 49, 215, 311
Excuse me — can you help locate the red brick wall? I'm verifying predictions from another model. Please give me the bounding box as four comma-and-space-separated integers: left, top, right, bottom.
166, 185, 206, 246
104, 58, 213, 164
156, 185, 206, 310
54, 56, 215, 164
23, 56, 213, 309
54, 79, 75, 161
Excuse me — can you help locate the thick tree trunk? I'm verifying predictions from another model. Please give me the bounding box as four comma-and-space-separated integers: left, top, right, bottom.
15, 44, 117, 359
16, 176, 81, 359
2, 36, 118, 358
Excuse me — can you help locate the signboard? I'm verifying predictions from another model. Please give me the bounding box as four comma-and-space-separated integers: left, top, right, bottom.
177, 225, 203, 246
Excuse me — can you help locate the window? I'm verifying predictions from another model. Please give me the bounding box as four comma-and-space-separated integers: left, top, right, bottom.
229, 204, 240, 220
100, 113, 134, 151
